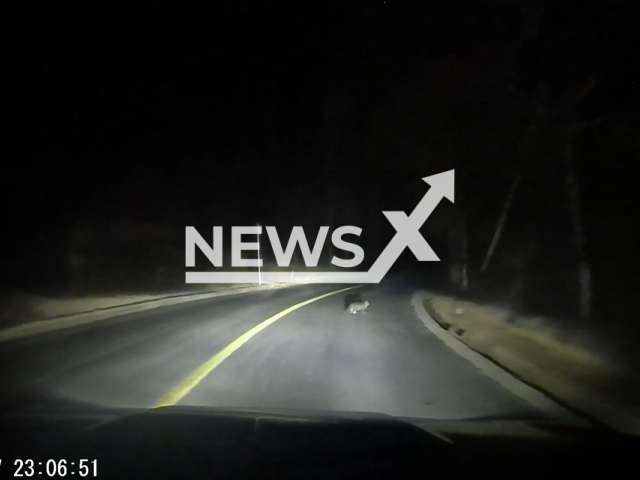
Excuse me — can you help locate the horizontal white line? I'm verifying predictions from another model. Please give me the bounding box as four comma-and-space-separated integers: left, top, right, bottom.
185, 272, 379, 284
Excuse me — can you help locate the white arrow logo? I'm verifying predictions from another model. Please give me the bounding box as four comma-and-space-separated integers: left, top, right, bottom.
366, 169, 454, 282
186, 170, 454, 284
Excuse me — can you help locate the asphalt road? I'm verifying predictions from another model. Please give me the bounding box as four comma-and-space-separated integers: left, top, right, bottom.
0, 284, 548, 420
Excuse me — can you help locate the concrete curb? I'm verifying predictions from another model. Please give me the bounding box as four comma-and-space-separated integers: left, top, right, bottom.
0, 284, 291, 343
411, 291, 585, 425
414, 291, 640, 435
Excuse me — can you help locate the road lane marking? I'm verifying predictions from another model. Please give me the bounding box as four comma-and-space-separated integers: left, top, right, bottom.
0, 284, 291, 343
153, 285, 360, 407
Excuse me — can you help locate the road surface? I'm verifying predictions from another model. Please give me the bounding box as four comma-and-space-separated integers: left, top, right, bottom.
0, 283, 553, 420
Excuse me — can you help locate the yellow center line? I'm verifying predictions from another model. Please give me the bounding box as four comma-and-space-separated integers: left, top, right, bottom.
153, 285, 360, 408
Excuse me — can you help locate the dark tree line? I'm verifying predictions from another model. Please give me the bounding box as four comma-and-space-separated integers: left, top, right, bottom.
5, 1, 636, 335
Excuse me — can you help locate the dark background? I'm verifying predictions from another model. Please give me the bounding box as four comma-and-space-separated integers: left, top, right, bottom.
2, 1, 638, 343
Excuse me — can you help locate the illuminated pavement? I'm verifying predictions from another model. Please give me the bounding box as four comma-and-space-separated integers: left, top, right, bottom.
0, 284, 547, 420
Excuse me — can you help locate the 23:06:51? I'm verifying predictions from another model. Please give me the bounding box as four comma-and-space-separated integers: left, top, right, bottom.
14, 460, 97, 477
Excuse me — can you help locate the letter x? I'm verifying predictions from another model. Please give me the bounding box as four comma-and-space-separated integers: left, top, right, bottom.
382, 211, 439, 261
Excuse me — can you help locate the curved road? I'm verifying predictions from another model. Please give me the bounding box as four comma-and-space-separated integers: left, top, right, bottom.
0, 284, 550, 420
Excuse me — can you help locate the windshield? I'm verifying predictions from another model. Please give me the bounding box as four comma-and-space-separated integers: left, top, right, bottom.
2, 0, 638, 441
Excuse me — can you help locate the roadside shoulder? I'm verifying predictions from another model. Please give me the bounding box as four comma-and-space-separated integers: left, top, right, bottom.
0, 284, 290, 343
412, 291, 640, 435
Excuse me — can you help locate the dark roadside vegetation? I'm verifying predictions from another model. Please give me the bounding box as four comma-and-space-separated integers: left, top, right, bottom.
2, 2, 638, 367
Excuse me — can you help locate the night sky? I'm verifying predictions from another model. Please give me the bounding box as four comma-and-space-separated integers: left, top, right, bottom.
3, 1, 639, 316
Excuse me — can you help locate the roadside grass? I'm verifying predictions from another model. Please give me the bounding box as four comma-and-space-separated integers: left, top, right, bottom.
421, 292, 640, 433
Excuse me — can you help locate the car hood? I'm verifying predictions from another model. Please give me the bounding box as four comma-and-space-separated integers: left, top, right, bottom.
2, 405, 639, 479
